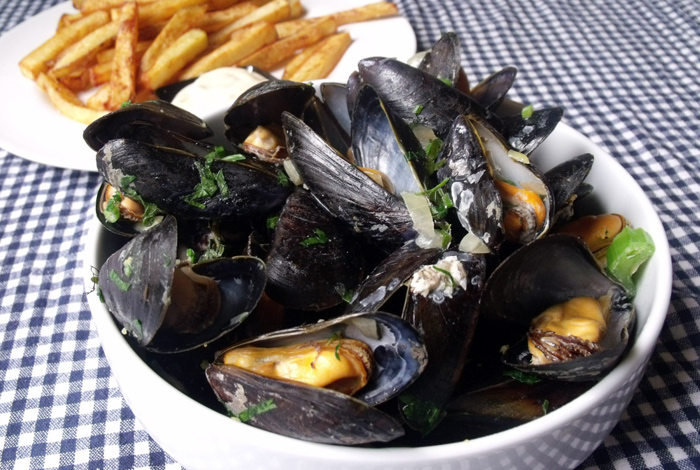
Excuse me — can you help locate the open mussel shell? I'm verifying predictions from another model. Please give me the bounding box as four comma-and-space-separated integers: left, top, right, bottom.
351, 84, 428, 194
357, 57, 493, 139
544, 153, 595, 226
223, 79, 316, 146
471, 118, 554, 245
98, 215, 267, 353
319, 82, 351, 135
500, 106, 564, 155
469, 66, 518, 111
83, 100, 213, 151
416, 32, 466, 91
96, 138, 291, 220
479, 234, 635, 381
206, 312, 428, 445
282, 111, 415, 250
437, 115, 504, 252
94, 181, 162, 238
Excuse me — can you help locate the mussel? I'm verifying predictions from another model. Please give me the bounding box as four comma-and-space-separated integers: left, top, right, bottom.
206, 312, 428, 445
98, 215, 267, 353
478, 234, 635, 381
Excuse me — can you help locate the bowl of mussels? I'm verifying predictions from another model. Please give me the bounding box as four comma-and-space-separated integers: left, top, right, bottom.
83, 33, 672, 470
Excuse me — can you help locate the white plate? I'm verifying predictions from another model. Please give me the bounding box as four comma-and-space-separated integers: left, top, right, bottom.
0, 0, 416, 172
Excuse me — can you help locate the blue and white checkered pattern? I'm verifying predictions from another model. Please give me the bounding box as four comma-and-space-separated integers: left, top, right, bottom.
1, 0, 699, 469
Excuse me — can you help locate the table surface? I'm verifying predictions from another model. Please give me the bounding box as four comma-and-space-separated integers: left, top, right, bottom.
1, 0, 699, 469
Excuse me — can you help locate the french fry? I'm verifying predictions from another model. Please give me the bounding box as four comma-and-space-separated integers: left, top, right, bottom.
49, 19, 120, 79
108, 2, 139, 110
96, 39, 152, 63
196, 0, 268, 33
208, 0, 290, 46
276, 1, 398, 38
180, 21, 277, 80
57, 12, 85, 31
80, 0, 156, 14
288, 0, 303, 18
140, 4, 206, 73
89, 60, 113, 86
237, 16, 336, 70
137, 0, 209, 27
86, 83, 112, 109
140, 28, 208, 89
283, 32, 351, 81
37, 73, 108, 123
19, 10, 110, 79
207, 0, 246, 10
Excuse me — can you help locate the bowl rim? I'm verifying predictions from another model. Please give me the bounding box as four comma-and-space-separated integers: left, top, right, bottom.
82, 121, 672, 464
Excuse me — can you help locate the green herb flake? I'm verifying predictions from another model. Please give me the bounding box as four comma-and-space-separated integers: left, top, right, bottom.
103, 192, 122, 223
413, 104, 424, 115
503, 368, 543, 384
186, 248, 197, 264
120, 100, 132, 108
398, 393, 445, 436
542, 399, 550, 415
424, 137, 445, 176
433, 266, 457, 288
237, 399, 277, 423
109, 269, 131, 292
266, 215, 279, 230
440, 77, 454, 87
276, 169, 291, 188
300, 228, 329, 247
326, 332, 343, 361
521, 104, 534, 119
132, 319, 143, 342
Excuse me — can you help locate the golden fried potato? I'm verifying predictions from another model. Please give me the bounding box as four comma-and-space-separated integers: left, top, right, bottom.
283, 31, 351, 81
140, 28, 208, 89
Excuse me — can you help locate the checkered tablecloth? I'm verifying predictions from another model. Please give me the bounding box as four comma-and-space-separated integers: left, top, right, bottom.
1, 0, 699, 469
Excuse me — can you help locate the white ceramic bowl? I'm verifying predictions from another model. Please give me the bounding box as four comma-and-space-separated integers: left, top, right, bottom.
83, 118, 672, 469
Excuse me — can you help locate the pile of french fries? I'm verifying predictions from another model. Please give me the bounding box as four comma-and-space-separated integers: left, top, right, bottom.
19, 0, 399, 124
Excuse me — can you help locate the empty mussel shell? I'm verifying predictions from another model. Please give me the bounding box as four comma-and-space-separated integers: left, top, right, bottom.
98, 215, 267, 353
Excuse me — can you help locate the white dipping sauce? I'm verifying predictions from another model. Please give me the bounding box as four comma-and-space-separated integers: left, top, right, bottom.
172, 67, 268, 119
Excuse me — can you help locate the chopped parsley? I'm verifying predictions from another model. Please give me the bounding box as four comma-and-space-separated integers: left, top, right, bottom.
413, 104, 424, 115
276, 169, 291, 188
326, 332, 344, 361
423, 137, 445, 176
103, 192, 122, 223
521, 104, 534, 119
235, 399, 277, 423
440, 77, 454, 87
398, 393, 445, 436
542, 399, 550, 415
109, 269, 130, 292
266, 215, 279, 230
300, 228, 329, 247
132, 319, 143, 342
120, 100, 132, 108
186, 248, 197, 264
206, 145, 245, 163
433, 266, 456, 288
119, 176, 162, 227
504, 368, 543, 385
184, 154, 230, 209
122, 257, 133, 277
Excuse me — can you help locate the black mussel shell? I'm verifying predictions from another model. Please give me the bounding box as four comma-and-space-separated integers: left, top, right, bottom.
319, 82, 351, 135
479, 234, 635, 381
265, 187, 365, 311
398, 251, 487, 432
351, 84, 428, 194
357, 57, 492, 139
282, 111, 415, 250
544, 153, 595, 225
96, 138, 291, 220
437, 115, 504, 252
469, 66, 518, 110
417, 32, 465, 90
83, 100, 213, 151
207, 312, 429, 444
223, 79, 316, 145
301, 95, 351, 157
98, 215, 267, 352
501, 106, 564, 155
